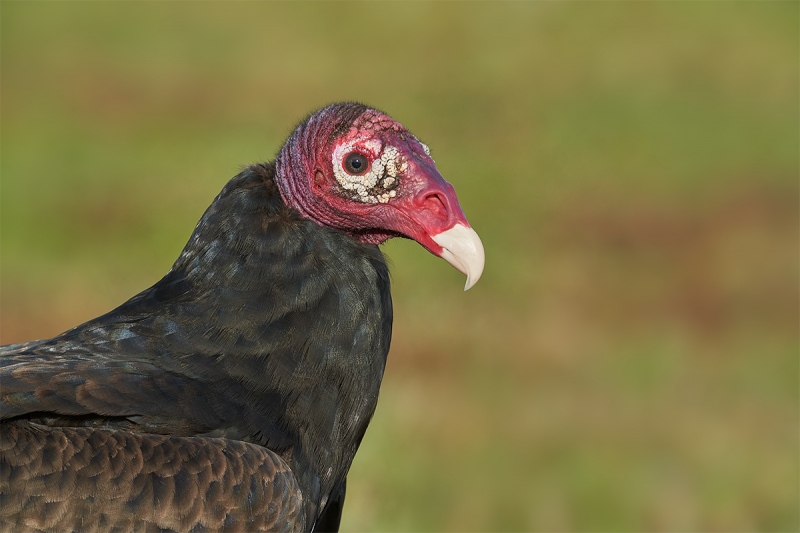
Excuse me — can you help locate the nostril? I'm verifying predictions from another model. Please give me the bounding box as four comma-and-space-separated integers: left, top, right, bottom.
423, 192, 448, 222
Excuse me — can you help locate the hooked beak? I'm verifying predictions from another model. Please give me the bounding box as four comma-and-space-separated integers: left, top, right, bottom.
431, 224, 485, 290
384, 154, 485, 290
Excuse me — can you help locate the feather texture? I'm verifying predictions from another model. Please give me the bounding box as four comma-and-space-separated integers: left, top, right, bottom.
1, 163, 392, 531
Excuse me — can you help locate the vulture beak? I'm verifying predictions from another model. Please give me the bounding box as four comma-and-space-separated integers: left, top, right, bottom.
390, 155, 485, 290
431, 223, 485, 290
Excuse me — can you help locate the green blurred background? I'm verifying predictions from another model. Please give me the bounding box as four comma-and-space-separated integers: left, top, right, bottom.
1, 2, 797, 531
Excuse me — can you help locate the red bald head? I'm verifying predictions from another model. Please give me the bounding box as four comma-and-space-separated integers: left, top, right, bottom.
275, 103, 484, 289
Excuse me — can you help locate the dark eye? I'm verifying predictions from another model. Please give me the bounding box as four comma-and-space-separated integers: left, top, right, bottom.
344, 152, 369, 175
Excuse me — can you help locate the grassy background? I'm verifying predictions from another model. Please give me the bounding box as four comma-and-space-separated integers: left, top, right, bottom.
1, 2, 797, 531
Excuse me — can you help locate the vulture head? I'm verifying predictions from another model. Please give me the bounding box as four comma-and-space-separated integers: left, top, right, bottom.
276, 102, 485, 289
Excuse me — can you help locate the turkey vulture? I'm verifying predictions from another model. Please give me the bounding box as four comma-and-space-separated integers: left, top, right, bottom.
0, 103, 484, 532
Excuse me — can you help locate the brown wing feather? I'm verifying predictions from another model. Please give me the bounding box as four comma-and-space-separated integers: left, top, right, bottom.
0, 421, 305, 532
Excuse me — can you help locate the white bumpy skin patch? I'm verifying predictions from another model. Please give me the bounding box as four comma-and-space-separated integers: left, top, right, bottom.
332, 140, 408, 204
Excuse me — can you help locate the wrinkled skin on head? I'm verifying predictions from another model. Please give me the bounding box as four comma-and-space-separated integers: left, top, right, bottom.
276, 103, 484, 289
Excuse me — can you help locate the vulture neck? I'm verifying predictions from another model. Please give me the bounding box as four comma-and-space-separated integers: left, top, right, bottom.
163, 163, 393, 520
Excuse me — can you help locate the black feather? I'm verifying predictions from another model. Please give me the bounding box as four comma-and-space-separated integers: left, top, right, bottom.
0, 163, 393, 531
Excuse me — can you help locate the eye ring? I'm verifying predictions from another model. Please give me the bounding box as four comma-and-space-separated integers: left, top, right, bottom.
343, 152, 369, 175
